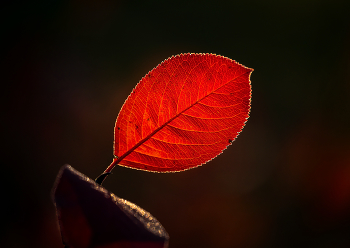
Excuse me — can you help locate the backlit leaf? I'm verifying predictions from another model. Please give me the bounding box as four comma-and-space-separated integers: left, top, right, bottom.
109, 53, 252, 172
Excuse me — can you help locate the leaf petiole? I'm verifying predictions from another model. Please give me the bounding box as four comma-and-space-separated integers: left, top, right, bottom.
95, 172, 112, 185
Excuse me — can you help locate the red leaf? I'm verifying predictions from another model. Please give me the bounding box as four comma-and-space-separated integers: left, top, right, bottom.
53, 165, 169, 248
108, 53, 252, 172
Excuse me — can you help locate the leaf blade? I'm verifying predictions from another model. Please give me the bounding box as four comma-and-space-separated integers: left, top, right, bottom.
112, 53, 252, 172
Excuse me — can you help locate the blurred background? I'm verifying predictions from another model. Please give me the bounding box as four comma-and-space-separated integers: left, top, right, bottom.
2, 0, 350, 247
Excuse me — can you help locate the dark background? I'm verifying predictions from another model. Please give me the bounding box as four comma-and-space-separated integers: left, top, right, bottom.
2, 0, 350, 247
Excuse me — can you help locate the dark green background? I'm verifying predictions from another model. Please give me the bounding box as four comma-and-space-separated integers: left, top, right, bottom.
2, 0, 350, 247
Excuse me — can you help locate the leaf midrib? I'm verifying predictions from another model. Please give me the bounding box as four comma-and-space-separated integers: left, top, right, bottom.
113, 69, 250, 166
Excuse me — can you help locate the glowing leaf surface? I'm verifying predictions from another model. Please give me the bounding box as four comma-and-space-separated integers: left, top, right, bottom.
112, 53, 252, 172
